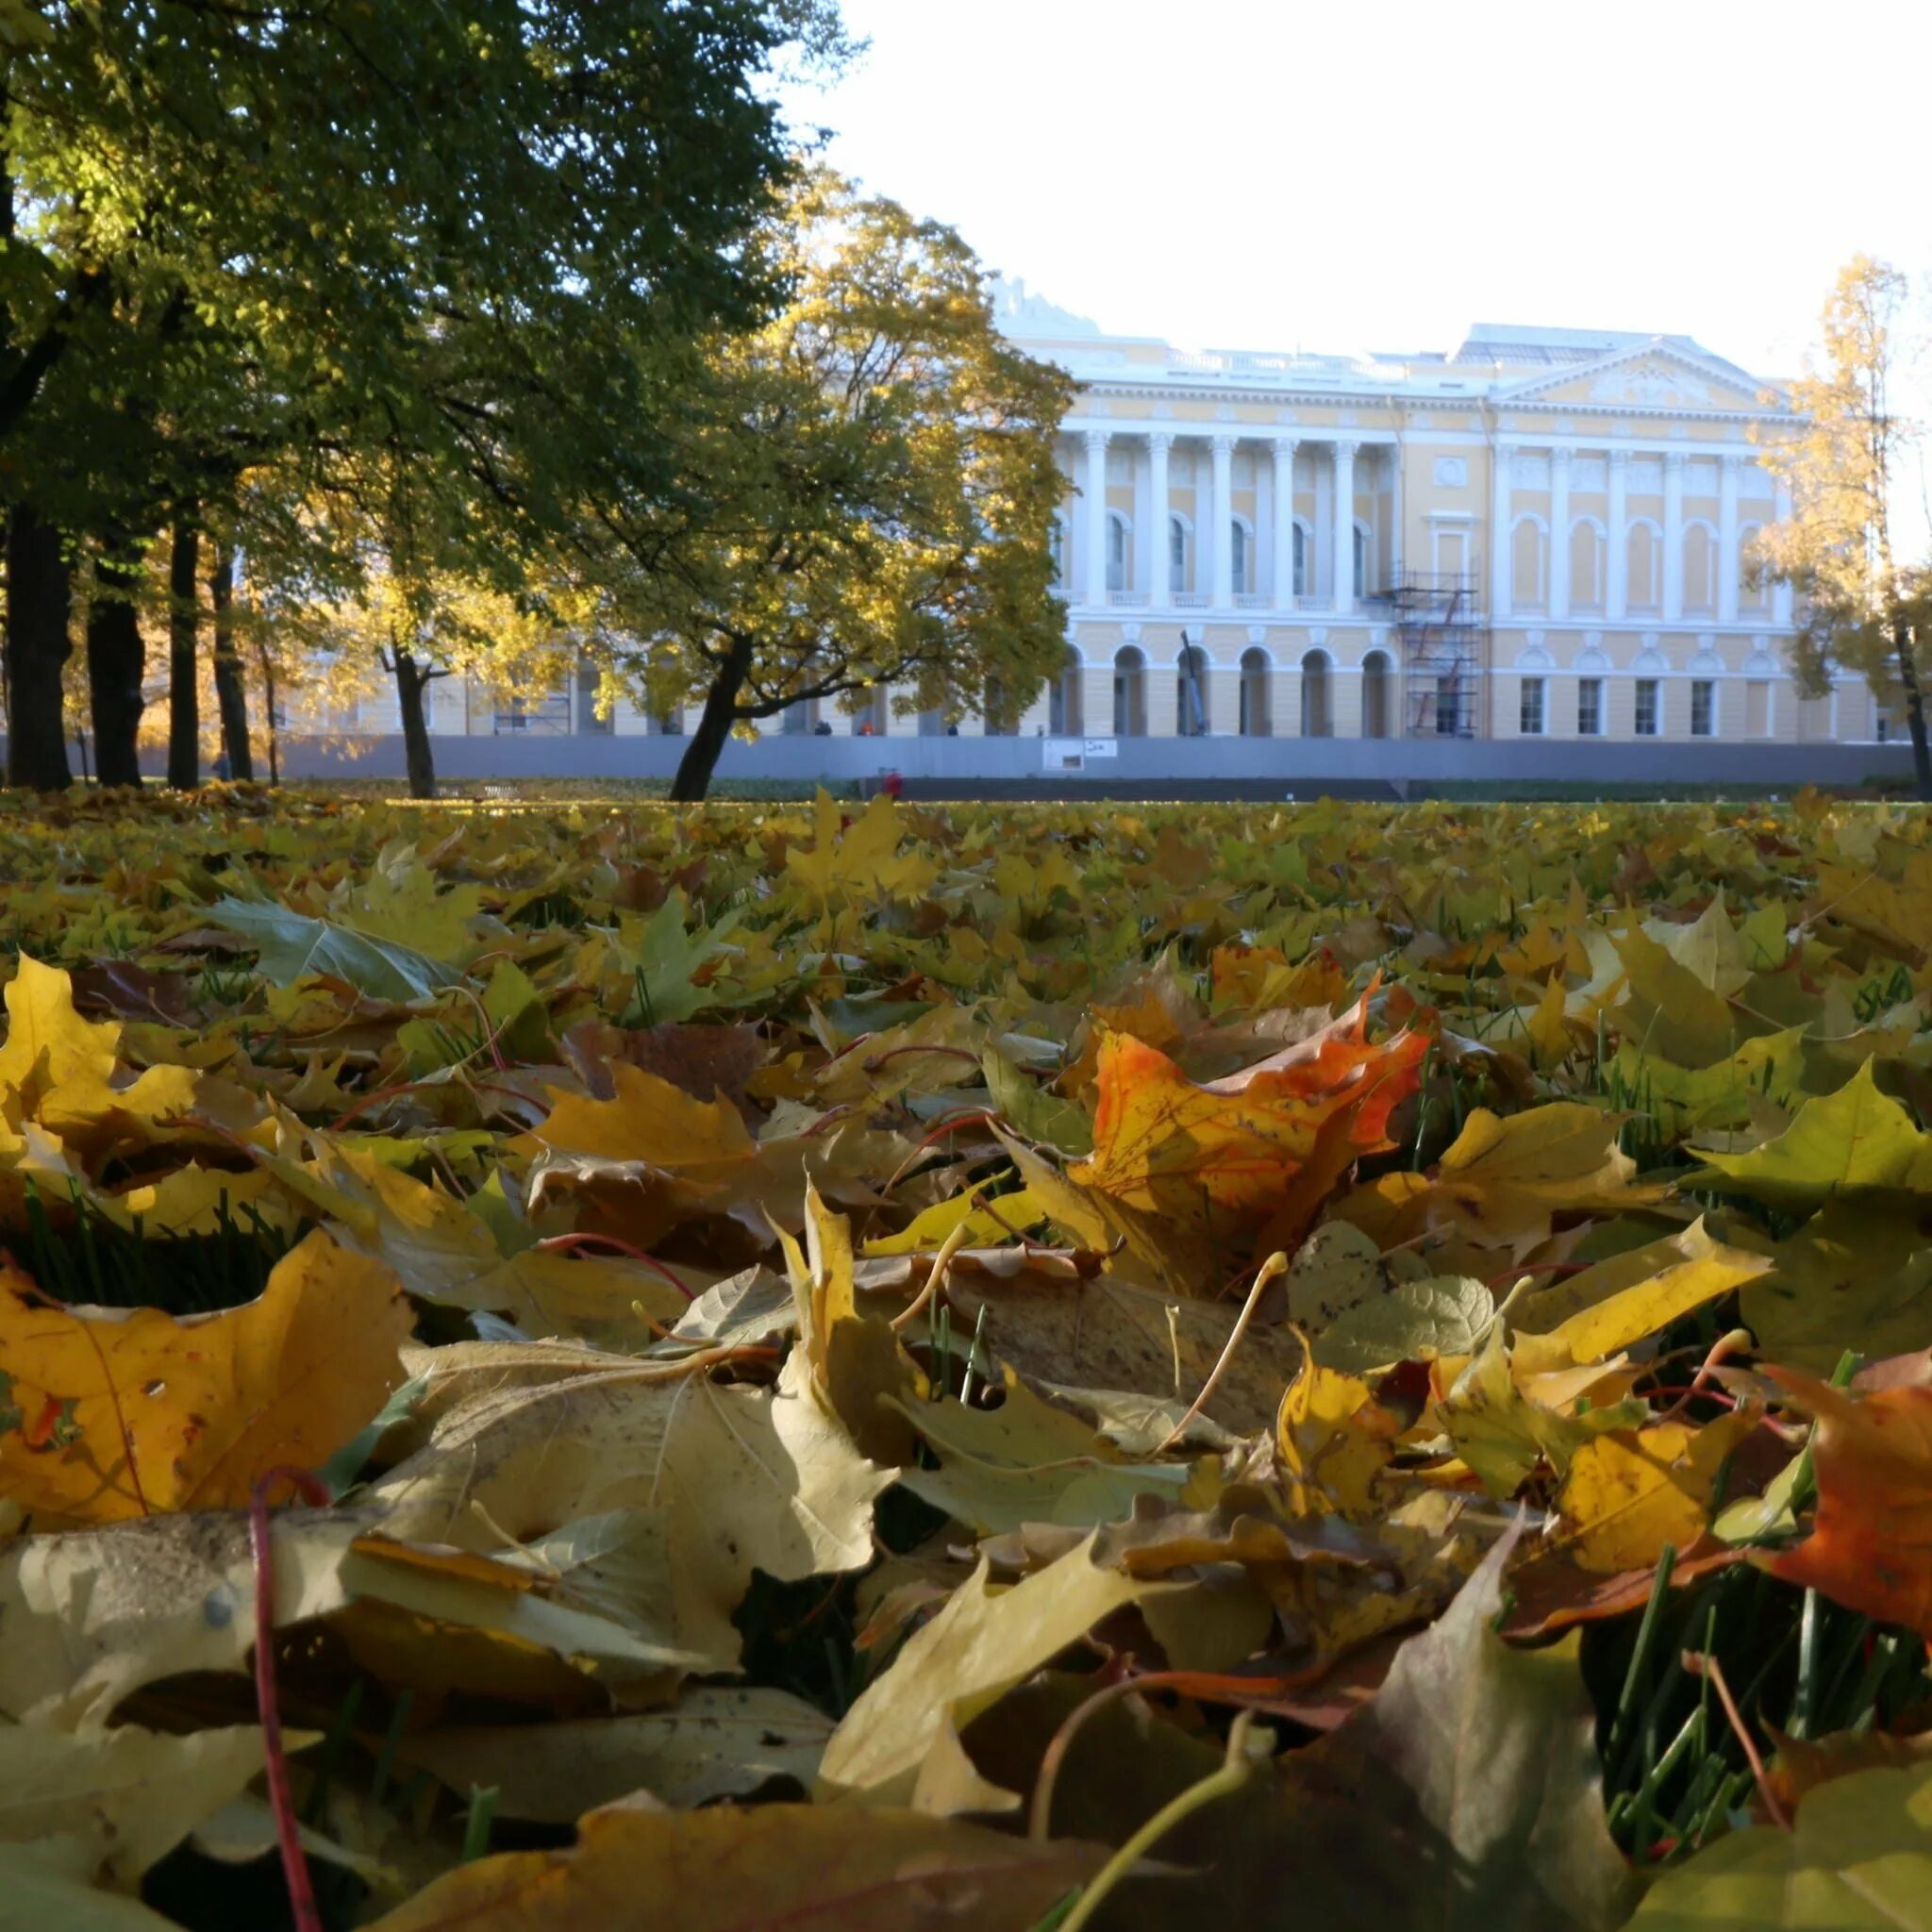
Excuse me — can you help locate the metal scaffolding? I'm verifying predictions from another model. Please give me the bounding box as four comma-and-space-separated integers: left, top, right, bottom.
1384, 571, 1489, 737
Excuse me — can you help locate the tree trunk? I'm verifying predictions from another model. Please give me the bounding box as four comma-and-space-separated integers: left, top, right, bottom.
1894, 617, 1932, 801
670, 641, 754, 801
4, 505, 74, 791
166, 519, 200, 789
255, 631, 280, 786
86, 543, 147, 788
209, 541, 252, 780
393, 646, 438, 799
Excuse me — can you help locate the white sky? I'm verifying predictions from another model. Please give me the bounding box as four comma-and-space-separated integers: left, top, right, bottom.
784, 0, 1932, 385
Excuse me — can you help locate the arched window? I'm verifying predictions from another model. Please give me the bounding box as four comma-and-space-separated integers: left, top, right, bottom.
1169, 515, 1191, 595
1106, 513, 1129, 595
1361, 650, 1391, 739
1048, 517, 1067, 586
1177, 643, 1209, 736
1113, 646, 1147, 738
1684, 522, 1718, 616
1048, 647, 1082, 736
1230, 521, 1251, 596
1240, 648, 1271, 737
1300, 651, 1331, 738
1570, 518, 1607, 612
1353, 525, 1371, 599
1738, 523, 1770, 612
1627, 521, 1662, 613
1511, 515, 1548, 611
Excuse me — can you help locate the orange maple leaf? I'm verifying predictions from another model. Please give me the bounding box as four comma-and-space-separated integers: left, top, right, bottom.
1069, 995, 1429, 1286
1760, 1365, 1932, 1639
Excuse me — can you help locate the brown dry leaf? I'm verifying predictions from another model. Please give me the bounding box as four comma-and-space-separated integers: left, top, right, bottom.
867, 1250, 1303, 1446
0, 1228, 411, 1523
402, 1688, 835, 1820
363, 1801, 1104, 1932
1499, 1541, 1741, 1641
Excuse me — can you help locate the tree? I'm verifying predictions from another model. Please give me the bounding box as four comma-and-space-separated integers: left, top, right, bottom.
3, 505, 71, 787
580, 175, 1073, 802
164, 518, 198, 788
1757, 255, 1932, 798
3, 0, 845, 787
208, 540, 250, 779
266, 481, 583, 800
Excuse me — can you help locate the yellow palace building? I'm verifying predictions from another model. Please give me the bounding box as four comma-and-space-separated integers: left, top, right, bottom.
999, 279, 1857, 751
274, 284, 1913, 790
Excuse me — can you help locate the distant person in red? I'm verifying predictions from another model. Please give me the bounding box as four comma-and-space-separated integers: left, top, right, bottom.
879, 770, 904, 801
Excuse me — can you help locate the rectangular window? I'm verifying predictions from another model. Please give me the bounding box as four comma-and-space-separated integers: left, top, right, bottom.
1877, 709, 1896, 743
495, 690, 570, 736
1519, 676, 1546, 736
1577, 677, 1603, 738
1690, 678, 1716, 738
1745, 679, 1770, 739
1634, 678, 1660, 737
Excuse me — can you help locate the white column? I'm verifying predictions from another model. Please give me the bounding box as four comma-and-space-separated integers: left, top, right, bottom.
1491, 441, 1515, 620
1147, 433, 1172, 609
1332, 439, 1358, 616
1607, 449, 1629, 621
1718, 454, 1741, 625
1662, 450, 1686, 623
1192, 454, 1212, 595
1083, 429, 1109, 608
1774, 480, 1795, 625
1210, 435, 1236, 608
1388, 442, 1405, 582
1273, 437, 1298, 610
1549, 447, 1572, 620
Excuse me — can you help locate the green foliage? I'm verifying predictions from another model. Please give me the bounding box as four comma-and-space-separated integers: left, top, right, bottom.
2, 0, 846, 783
575, 172, 1074, 799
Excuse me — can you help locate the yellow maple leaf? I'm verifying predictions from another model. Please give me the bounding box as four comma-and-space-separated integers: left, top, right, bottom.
1275, 1342, 1404, 1519
1557, 1409, 1758, 1573
0, 1228, 411, 1523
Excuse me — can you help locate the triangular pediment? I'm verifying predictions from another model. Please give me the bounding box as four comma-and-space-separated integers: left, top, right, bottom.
1498, 340, 1774, 415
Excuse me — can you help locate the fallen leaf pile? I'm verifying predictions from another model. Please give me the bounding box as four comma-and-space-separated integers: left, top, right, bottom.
2, 784, 1931, 1928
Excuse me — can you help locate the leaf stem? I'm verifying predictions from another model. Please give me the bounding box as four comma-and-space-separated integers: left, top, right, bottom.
250, 1466, 334, 1932
1056, 1712, 1263, 1932
1684, 1648, 1789, 1831
1151, 1250, 1286, 1456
